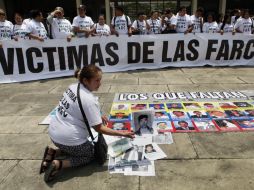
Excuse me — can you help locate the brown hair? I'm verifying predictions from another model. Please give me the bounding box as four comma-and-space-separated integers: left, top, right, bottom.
74, 65, 102, 83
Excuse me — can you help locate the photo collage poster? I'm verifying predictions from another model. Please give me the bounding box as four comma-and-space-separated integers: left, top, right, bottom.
108, 101, 254, 133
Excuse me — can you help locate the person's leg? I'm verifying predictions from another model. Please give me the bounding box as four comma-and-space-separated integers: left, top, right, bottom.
44, 141, 94, 182
54, 140, 94, 168
40, 146, 62, 174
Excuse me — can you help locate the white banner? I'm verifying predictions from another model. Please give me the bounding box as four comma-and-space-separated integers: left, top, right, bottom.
1, 33, 254, 83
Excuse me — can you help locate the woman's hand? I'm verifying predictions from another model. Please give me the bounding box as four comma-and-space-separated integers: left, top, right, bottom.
101, 115, 109, 126
121, 131, 135, 139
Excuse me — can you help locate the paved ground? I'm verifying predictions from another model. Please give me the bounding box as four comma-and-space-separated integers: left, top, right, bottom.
0, 67, 254, 190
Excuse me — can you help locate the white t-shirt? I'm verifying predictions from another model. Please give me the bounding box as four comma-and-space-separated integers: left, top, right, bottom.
94, 23, 110, 36
22, 18, 31, 27
219, 23, 234, 33
13, 24, 29, 39
190, 15, 202, 33
111, 15, 131, 35
72, 15, 94, 38
0, 20, 13, 40
27, 19, 48, 39
234, 18, 253, 34
202, 22, 219, 33
49, 83, 102, 146
176, 14, 193, 33
50, 18, 72, 39
147, 19, 161, 34
132, 20, 148, 35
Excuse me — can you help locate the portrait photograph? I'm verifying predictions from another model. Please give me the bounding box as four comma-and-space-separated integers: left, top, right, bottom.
166, 103, 184, 110
143, 143, 166, 161
193, 119, 218, 131
233, 102, 253, 108
154, 111, 170, 120
153, 121, 173, 132
244, 109, 254, 117
149, 103, 165, 110
111, 103, 130, 112
173, 120, 196, 131
234, 119, 254, 130
224, 110, 247, 118
201, 102, 220, 110
132, 110, 154, 136
219, 102, 238, 109
131, 103, 148, 111
214, 119, 241, 131
169, 110, 189, 120
183, 102, 202, 109
207, 110, 229, 119
188, 110, 209, 119
108, 121, 131, 131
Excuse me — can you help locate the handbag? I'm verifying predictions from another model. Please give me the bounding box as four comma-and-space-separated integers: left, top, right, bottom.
77, 83, 108, 165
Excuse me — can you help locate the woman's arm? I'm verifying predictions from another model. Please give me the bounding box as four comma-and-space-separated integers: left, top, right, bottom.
93, 124, 135, 139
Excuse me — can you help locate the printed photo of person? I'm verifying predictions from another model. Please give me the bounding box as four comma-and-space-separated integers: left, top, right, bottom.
219, 102, 238, 109
110, 112, 130, 120
149, 103, 165, 110
214, 119, 240, 131
193, 120, 218, 131
108, 121, 131, 131
123, 145, 144, 161
169, 111, 189, 120
201, 102, 219, 110
145, 144, 156, 154
235, 119, 254, 130
166, 103, 184, 110
233, 102, 253, 108
207, 110, 229, 119
225, 110, 247, 118
183, 102, 201, 109
154, 111, 169, 120
111, 103, 130, 111
189, 110, 209, 119
153, 121, 173, 132
131, 104, 147, 111
245, 110, 254, 117
173, 120, 195, 131
133, 111, 154, 136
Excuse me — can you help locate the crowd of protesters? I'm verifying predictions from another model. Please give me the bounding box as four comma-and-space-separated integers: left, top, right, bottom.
0, 5, 253, 43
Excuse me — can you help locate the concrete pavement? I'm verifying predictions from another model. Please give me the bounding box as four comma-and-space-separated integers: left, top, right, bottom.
0, 67, 254, 190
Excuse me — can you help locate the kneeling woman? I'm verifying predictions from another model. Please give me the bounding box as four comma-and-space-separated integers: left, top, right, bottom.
40, 65, 134, 182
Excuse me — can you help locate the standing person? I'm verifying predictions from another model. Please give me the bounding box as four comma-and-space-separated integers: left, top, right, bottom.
91, 15, 110, 36
234, 9, 254, 34
231, 9, 241, 25
147, 10, 162, 34
190, 7, 204, 33
40, 65, 134, 182
131, 12, 150, 35
0, 9, 13, 41
176, 6, 193, 34
12, 12, 29, 40
161, 8, 177, 34
26, 10, 48, 41
219, 14, 235, 35
110, 6, 132, 36
72, 5, 94, 38
47, 7, 73, 41
202, 13, 219, 33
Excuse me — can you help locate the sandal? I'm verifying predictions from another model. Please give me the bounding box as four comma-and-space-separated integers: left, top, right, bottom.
39, 146, 56, 174
44, 160, 63, 183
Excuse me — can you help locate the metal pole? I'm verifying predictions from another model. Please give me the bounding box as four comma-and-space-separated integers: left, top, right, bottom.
105, 0, 110, 25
